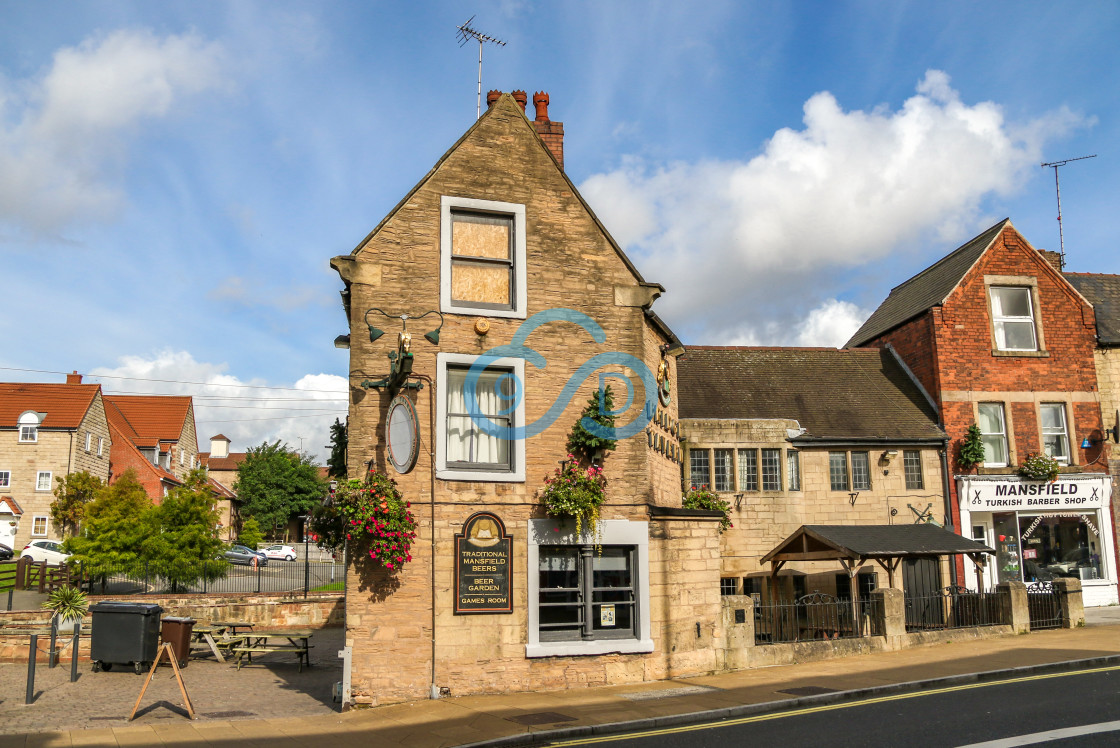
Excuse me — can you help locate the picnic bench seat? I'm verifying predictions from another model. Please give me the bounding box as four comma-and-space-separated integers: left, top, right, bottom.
230, 629, 312, 672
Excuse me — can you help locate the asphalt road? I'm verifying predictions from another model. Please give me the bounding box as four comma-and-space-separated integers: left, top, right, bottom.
551, 666, 1120, 748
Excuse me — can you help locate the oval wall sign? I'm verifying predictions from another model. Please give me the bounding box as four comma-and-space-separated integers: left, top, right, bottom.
386, 395, 420, 474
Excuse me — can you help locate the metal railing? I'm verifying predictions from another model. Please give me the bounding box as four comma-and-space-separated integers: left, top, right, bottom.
904, 586, 1002, 632
1026, 581, 1062, 630
69, 556, 345, 597
754, 592, 880, 644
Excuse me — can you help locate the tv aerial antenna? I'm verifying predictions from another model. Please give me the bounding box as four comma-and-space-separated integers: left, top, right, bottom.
1040, 154, 1096, 269
457, 16, 506, 119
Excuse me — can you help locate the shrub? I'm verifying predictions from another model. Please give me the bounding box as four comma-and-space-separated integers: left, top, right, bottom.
683, 486, 732, 532
958, 424, 986, 470
1019, 453, 1061, 482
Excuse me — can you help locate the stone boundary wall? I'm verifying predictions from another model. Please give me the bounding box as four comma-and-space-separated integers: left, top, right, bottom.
0, 592, 343, 663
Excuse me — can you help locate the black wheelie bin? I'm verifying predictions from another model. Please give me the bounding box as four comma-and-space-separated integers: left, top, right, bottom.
89, 601, 163, 674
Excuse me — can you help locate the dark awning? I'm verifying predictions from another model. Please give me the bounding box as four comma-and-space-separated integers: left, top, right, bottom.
761, 524, 994, 565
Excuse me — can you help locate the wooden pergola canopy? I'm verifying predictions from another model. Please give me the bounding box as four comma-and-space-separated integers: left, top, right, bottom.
760, 524, 995, 590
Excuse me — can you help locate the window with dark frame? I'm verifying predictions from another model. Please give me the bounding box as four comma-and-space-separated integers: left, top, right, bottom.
445, 365, 515, 472
713, 449, 733, 492
738, 448, 758, 491
720, 577, 738, 596
538, 545, 637, 642
829, 452, 849, 491
903, 450, 924, 489
851, 451, 871, 490
761, 448, 782, 491
0, 471, 8, 488
450, 211, 514, 311
690, 449, 711, 489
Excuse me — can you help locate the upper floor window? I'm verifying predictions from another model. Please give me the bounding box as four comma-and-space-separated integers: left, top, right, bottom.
84, 432, 92, 451
36, 471, 52, 491
829, 451, 870, 491
903, 450, 924, 489
829, 452, 850, 491
990, 286, 1038, 351
787, 451, 801, 491
689, 449, 711, 489
737, 449, 758, 491
761, 448, 782, 491
712, 449, 733, 492
977, 403, 1008, 467
0, 470, 9, 489
440, 196, 527, 319
97, 438, 104, 457
850, 452, 871, 490
18, 412, 40, 443
1040, 403, 1070, 464
435, 352, 526, 482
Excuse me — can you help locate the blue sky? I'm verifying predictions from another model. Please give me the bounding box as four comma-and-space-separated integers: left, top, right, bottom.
1, 1, 1117, 461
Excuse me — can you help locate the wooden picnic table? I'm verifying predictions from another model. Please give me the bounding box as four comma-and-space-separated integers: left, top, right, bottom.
231, 629, 313, 672
190, 622, 253, 663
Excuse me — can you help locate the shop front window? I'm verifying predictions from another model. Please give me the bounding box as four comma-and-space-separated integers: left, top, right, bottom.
993, 513, 1020, 584
1019, 514, 1102, 583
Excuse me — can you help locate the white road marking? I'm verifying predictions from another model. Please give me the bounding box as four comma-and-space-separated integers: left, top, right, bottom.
955, 720, 1120, 747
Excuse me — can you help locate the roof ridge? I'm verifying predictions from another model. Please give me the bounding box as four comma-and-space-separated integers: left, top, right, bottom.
884, 217, 1009, 295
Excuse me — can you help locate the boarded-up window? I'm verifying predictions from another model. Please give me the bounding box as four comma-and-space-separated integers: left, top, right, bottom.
451, 212, 513, 308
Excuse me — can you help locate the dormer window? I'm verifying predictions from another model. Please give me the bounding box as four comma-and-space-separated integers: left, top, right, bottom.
18, 412, 41, 443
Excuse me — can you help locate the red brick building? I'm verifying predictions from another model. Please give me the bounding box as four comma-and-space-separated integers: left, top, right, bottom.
848, 219, 1117, 606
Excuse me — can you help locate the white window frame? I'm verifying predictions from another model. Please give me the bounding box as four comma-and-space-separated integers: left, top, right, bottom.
97, 437, 104, 457
36, 471, 52, 491
31, 515, 48, 537
988, 283, 1040, 353
440, 196, 527, 319
18, 411, 40, 443
1040, 403, 1070, 464
435, 352, 526, 482
0, 470, 9, 489
978, 403, 1009, 467
84, 432, 92, 452
527, 519, 653, 658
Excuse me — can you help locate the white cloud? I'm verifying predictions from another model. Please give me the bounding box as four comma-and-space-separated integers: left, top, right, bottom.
0, 29, 227, 236
580, 71, 1085, 344
89, 350, 347, 464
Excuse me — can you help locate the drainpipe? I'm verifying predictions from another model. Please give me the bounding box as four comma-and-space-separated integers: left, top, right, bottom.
412, 373, 440, 700
940, 438, 959, 587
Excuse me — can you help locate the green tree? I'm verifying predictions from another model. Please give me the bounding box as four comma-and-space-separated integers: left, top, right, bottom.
235, 440, 328, 539
238, 516, 263, 549
566, 385, 618, 464
64, 470, 152, 571
327, 418, 347, 480
50, 471, 104, 539
142, 470, 228, 589
958, 423, 986, 470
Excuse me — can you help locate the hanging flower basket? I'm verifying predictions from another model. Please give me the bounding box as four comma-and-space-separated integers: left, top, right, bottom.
1018, 453, 1061, 483
312, 473, 418, 571
539, 455, 606, 541
683, 485, 732, 532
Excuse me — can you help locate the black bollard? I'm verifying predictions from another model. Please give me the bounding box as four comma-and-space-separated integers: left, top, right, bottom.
6, 588, 11, 611
70, 623, 81, 682
25, 634, 37, 704
48, 617, 58, 669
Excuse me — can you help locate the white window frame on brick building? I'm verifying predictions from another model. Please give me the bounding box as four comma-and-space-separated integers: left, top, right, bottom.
985, 278, 1045, 354
31, 515, 48, 537
0, 470, 9, 489
18, 412, 41, 443
978, 402, 1009, 467
1039, 403, 1071, 463
440, 196, 527, 319
526, 519, 653, 658
36, 471, 52, 492
435, 352, 526, 482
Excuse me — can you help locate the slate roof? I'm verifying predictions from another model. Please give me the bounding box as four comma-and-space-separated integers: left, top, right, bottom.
0, 383, 101, 429
103, 395, 192, 447
846, 219, 1010, 347
1064, 273, 1120, 345
761, 524, 994, 564
676, 347, 944, 442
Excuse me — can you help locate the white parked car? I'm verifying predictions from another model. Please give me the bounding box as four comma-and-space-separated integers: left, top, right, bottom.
21, 539, 71, 564
262, 544, 298, 561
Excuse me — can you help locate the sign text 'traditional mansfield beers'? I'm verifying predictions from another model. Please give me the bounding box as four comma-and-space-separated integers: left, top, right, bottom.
455, 512, 513, 614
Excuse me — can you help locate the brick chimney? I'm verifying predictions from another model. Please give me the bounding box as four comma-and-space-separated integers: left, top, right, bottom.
532, 92, 564, 169
66, 371, 82, 385
511, 90, 528, 112
1038, 249, 1063, 272
486, 90, 501, 108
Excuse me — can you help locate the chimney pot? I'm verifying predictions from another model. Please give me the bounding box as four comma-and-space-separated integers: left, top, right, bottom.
66, 371, 82, 385
511, 90, 527, 111
486, 90, 502, 108
533, 92, 550, 121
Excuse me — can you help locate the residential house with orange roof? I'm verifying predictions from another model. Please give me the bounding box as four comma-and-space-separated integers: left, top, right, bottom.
199, 434, 245, 541
0, 372, 111, 551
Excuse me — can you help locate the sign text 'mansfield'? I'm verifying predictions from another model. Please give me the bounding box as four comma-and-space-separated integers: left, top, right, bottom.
961, 477, 1110, 511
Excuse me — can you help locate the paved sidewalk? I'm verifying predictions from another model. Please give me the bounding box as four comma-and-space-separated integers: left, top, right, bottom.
1, 624, 1118, 747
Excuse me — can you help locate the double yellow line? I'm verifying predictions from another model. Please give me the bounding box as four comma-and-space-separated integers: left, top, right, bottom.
545, 664, 1120, 746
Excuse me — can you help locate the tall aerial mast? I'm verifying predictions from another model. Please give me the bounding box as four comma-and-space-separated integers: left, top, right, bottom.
456, 16, 506, 119
1040, 154, 1096, 269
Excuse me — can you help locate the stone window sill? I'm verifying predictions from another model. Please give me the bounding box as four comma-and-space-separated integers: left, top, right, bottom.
991, 349, 1049, 358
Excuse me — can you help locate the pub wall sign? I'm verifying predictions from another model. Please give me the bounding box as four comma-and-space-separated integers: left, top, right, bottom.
455, 511, 513, 614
